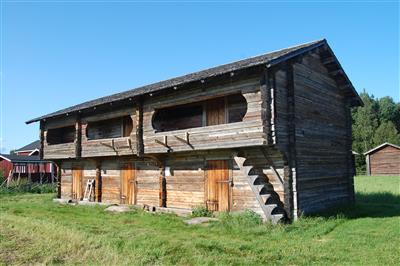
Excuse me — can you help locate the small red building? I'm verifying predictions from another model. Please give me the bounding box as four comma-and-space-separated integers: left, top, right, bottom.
364, 143, 400, 176
0, 140, 55, 183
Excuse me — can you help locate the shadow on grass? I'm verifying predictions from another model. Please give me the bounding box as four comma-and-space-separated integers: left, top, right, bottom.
311, 192, 400, 219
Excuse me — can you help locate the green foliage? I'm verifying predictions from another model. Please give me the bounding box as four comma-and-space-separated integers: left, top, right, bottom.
191, 205, 212, 217
0, 170, 5, 183
378, 96, 400, 131
373, 121, 400, 146
0, 176, 399, 265
352, 90, 400, 174
218, 209, 263, 228
0, 181, 57, 195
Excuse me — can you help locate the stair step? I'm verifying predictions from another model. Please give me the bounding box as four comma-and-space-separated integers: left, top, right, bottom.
260, 193, 281, 204
258, 185, 276, 194
248, 175, 266, 184
270, 214, 286, 224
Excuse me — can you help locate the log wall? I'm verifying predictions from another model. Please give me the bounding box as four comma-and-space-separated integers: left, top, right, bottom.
291, 53, 352, 214
81, 107, 137, 157
369, 145, 400, 176
142, 78, 267, 153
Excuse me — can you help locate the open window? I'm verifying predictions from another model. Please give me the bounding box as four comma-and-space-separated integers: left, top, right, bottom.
86, 116, 133, 140
152, 93, 247, 132
47, 126, 75, 145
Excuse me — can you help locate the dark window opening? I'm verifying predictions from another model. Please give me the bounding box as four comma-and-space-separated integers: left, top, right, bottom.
87, 116, 133, 140
47, 126, 75, 145
153, 103, 203, 132
227, 94, 247, 123
152, 93, 247, 132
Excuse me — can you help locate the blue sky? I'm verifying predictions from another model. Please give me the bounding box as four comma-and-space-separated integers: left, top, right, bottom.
1, 1, 399, 153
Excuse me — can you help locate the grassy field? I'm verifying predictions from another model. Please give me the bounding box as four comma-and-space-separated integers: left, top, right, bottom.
1, 176, 399, 265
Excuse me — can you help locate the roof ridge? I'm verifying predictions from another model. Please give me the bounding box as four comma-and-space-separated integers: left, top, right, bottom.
364, 142, 400, 155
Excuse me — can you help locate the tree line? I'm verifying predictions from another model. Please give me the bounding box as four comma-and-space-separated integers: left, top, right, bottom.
352, 90, 400, 174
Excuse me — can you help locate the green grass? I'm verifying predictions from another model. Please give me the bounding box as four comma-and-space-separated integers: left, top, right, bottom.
1, 176, 399, 265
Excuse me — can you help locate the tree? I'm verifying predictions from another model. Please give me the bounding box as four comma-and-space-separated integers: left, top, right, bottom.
352, 91, 379, 153
378, 96, 400, 131
351, 90, 400, 174
373, 121, 400, 146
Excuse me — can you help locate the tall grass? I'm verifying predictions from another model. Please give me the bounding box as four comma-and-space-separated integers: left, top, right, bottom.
0, 180, 57, 195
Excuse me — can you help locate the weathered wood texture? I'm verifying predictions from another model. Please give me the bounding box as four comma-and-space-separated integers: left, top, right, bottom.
290, 53, 353, 214
164, 157, 205, 209
43, 107, 138, 159
81, 107, 137, 157
135, 161, 160, 206
142, 79, 267, 153
100, 160, 122, 203
43, 117, 76, 159
60, 162, 73, 198
206, 160, 230, 211
120, 162, 136, 204
368, 145, 400, 176
51, 47, 359, 220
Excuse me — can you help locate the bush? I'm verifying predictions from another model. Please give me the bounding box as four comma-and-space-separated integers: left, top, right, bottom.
191, 206, 212, 217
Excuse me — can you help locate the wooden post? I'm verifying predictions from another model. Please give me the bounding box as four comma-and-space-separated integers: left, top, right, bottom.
39, 121, 45, 160
56, 162, 61, 198
135, 99, 144, 156
284, 63, 297, 220
75, 117, 82, 158
366, 154, 371, 176
261, 69, 274, 144
159, 163, 166, 207
95, 161, 102, 202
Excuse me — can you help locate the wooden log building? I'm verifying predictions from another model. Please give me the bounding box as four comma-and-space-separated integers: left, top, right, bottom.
26, 39, 362, 222
364, 143, 400, 176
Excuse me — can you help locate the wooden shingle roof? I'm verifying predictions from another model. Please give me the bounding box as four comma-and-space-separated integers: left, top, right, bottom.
26, 39, 362, 124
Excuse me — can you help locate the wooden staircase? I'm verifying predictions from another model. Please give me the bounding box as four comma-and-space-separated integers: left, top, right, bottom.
234, 149, 288, 224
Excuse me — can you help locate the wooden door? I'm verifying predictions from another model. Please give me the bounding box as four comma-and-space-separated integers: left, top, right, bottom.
206, 160, 230, 212
206, 98, 226, 126
72, 167, 82, 200
121, 163, 136, 205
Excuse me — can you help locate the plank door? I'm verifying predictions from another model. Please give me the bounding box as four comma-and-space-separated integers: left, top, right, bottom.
72, 167, 82, 200
206, 98, 226, 126
206, 160, 230, 212
121, 163, 136, 205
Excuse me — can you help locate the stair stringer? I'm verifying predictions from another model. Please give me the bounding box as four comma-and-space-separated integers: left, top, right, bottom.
234, 150, 288, 224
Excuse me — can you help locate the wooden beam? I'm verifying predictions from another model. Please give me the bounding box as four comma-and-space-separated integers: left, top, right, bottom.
136, 100, 144, 156
75, 117, 82, 158
39, 121, 45, 160
285, 63, 297, 220
95, 161, 102, 202
54, 161, 61, 199
159, 164, 166, 207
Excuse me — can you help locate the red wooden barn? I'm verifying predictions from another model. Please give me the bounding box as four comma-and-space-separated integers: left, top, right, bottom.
0, 140, 55, 183
364, 143, 400, 176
